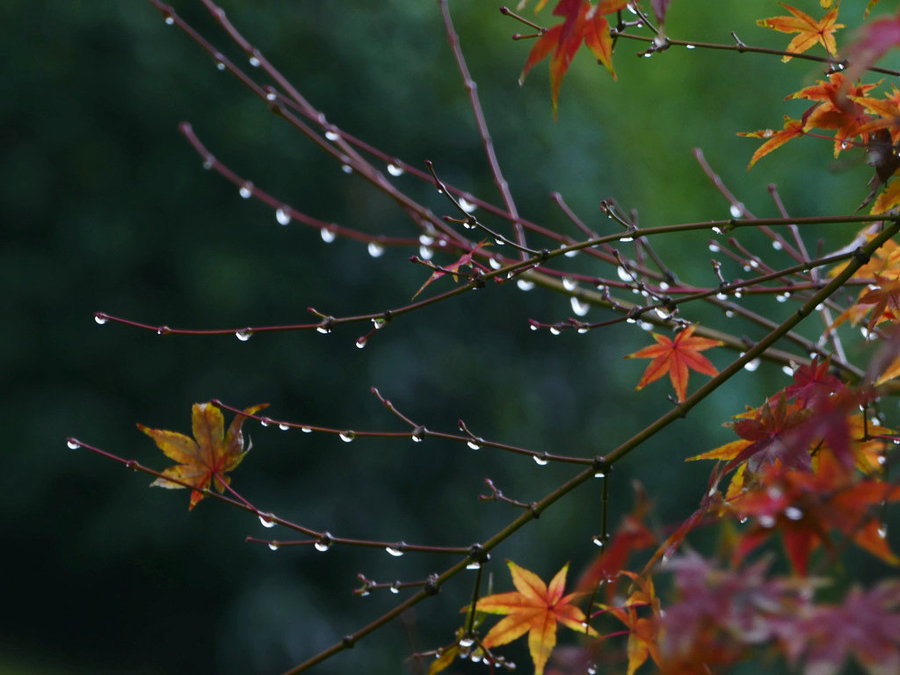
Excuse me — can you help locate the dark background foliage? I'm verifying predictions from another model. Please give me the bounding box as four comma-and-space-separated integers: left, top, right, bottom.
2, 1, 888, 673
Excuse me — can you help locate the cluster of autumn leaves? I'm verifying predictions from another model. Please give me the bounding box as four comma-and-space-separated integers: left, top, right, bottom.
133, 2, 900, 673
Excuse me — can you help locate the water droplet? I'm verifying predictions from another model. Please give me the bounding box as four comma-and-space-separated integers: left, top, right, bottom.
94, 313, 108, 325
315, 533, 333, 551
66, 439, 80, 450
268, 542, 280, 551
411, 426, 426, 443
164, 14, 175, 25
743, 358, 761, 372
516, 279, 534, 291
549, 326, 561, 336
716, 292, 728, 300
355, 337, 367, 349
529, 323, 538, 332
562, 277, 577, 291
712, 226, 724, 235
458, 637, 475, 649
759, 514, 776, 528
466, 560, 482, 570
725, 310, 734, 318
729, 204, 743, 218
248, 54, 261, 67
325, 129, 339, 141
467, 440, 482, 450
371, 317, 387, 330
776, 293, 789, 303
814, 303, 824, 311
489, 258, 502, 270
533, 453, 549, 466
739, 516, 748, 524
235, 328, 253, 342
570, 297, 590, 317
341, 164, 353, 174
156, 326, 170, 335
784, 507, 803, 521
594, 471, 606, 479
275, 208, 291, 226
458, 196, 476, 213
708, 243, 720, 252
685, 44, 696, 50
493, 237, 506, 246
385, 544, 405, 557
202, 156, 215, 169
215, 60, 226, 72
260, 417, 271, 428
339, 431, 355, 443
258, 513, 276, 528
301, 426, 312, 433
620, 236, 634, 243
878, 524, 888, 539
321, 228, 336, 243
386, 163, 404, 177
367, 242, 384, 258
239, 182, 253, 199
278, 423, 290, 431
782, 365, 794, 377
389, 581, 401, 594
616, 266, 631, 282
772, 240, 783, 250
418, 245, 433, 260
265, 91, 277, 102
592, 535, 605, 548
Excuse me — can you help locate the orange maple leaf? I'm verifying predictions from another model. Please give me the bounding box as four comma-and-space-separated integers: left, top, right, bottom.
139, 401, 268, 509
473, 561, 598, 675
738, 116, 805, 168
626, 324, 722, 402
757, 3, 844, 62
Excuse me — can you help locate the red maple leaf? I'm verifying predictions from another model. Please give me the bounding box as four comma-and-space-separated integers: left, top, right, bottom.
413, 241, 490, 299
784, 356, 844, 405
519, 0, 628, 116
723, 393, 813, 474
139, 401, 268, 509
626, 324, 723, 402
786, 581, 900, 673
728, 450, 900, 574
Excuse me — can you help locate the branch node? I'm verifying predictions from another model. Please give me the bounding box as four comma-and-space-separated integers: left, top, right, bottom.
424, 573, 441, 596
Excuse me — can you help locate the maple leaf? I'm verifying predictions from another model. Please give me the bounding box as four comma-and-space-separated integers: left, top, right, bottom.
412, 241, 490, 299
783, 356, 845, 405
660, 553, 815, 672
789, 581, 900, 673
625, 324, 722, 402
788, 73, 878, 158
519, 0, 628, 116
597, 570, 662, 675
474, 560, 598, 675
843, 7, 900, 84
723, 393, 813, 473
757, 3, 844, 62
139, 401, 268, 510
857, 274, 900, 332
728, 449, 900, 574
738, 116, 805, 168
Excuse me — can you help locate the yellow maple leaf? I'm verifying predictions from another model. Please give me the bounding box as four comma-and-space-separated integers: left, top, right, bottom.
139, 401, 268, 509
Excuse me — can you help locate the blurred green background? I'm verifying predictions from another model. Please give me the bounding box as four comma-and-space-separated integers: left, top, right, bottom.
3, 1, 894, 673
